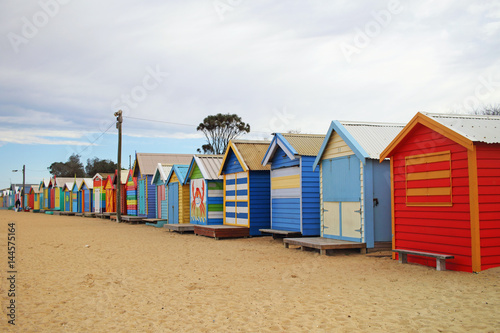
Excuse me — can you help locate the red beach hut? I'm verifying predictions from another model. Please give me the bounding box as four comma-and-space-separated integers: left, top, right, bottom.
380, 112, 500, 272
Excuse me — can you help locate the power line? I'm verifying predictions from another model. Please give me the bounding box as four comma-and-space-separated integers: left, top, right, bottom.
123, 116, 196, 127
76, 121, 116, 155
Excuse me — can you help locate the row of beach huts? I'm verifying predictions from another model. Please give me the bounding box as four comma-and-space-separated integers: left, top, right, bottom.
2, 112, 499, 273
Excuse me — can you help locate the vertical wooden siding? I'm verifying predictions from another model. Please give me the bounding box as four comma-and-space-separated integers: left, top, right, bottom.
476, 143, 500, 270
393, 124, 472, 272
248, 171, 271, 236
301, 156, 321, 236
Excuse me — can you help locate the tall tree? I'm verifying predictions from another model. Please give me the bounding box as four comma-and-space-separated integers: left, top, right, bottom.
85, 158, 118, 177
196, 113, 250, 154
48, 154, 85, 177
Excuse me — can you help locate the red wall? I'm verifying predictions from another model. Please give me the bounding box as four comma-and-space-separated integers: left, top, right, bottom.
393, 124, 473, 272
476, 143, 500, 270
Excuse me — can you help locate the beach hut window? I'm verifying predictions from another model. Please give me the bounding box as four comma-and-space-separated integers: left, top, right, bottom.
405, 151, 452, 207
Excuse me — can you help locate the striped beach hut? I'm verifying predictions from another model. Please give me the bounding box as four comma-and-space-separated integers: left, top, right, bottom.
218, 140, 271, 236
126, 170, 138, 215
151, 163, 172, 220
27, 185, 38, 210
133, 153, 193, 218
261, 133, 325, 237
380, 112, 500, 272
165, 165, 190, 224
312, 121, 404, 250
184, 155, 224, 225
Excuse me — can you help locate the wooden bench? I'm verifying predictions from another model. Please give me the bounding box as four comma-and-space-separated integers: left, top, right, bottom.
393, 249, 454, 271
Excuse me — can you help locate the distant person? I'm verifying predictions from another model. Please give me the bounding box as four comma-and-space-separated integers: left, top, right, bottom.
15, 198, 21, 212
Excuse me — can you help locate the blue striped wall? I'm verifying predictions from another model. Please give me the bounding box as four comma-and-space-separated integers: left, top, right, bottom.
207, 190, 223, 225
301, 156, 321, 236
224, 149, 244, 174
272, 198, 300, 231
248, 171, 271, 236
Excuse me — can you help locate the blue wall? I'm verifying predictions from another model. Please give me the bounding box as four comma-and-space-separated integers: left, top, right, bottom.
249, 171, 271, 236
301, 156, 321, 236
371, 160, 392, 242
271, 198, 300, 231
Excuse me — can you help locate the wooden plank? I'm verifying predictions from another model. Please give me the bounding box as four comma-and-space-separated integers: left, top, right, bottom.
194, 225, 249, 239
283, 237, 366, 254
259, 229, 302, 238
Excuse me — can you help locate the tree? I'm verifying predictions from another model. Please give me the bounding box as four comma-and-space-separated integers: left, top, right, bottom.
85, 158, 118, 177
48, 154, 85, 177
196, 113, 250, 154
471, 104, 500, 116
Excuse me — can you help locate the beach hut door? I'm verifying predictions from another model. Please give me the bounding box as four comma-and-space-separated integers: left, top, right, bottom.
94, 188, 101, 213
138, 179, 146, 215
168, 183, 179, 224
322, 156, 362, 242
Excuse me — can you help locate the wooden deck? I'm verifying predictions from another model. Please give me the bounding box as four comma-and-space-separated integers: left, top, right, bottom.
194, 225, 249, 240
75, 213, 84, 217
83, 212, 96, 218
144, 219, 167, 228
283, 237, 366, 255
259, 229, 302, 239
102, 212, 116, 219
120, 215, 145, 224
164, 223, 195, 234
59, 212, 76, 216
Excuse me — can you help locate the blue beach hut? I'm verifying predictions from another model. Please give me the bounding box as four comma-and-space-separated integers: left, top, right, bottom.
312, 121, 404, 250
261, 133, 325, 237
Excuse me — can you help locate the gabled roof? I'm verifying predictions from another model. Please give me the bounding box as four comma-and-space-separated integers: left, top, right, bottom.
151, 163, 173, 185
72, 179, 84, 191
313, 120, 405, 169
79, 178, 94, 190
380, 112, 500, 161
185, 155, 224, 184
53, 177, 75, 187
39, 179, 51, 188
113, 170, 129, 185
63, 182, 74, 191
219, 140, 271, 175
133, 153, 193, 177
165, 165, 189, 185
29, 185, 40, 194
93, 173, 114, 181
262, 133, 325, 165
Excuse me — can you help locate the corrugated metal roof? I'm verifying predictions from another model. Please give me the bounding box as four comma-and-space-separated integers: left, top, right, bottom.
424, 113, 500, 144
135, 153, 193, 176
233, 140, 271, 171
82, 178, 94, 189
340, 121, 405, 159
54, 177, 75, 187
194, 155, 224, 180
280, 133, 326, 156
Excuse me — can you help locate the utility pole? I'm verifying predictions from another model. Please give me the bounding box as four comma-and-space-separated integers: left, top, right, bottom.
114, 110, 123, 223
22, 165, 25, 210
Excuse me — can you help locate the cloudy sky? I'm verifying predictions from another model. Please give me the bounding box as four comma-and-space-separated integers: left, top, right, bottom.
1, 0, 499, 188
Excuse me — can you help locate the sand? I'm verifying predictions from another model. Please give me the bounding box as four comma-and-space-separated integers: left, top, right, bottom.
0, 210, 499, 332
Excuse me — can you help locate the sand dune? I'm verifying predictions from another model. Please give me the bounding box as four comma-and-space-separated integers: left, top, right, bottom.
1, 210, 499, 332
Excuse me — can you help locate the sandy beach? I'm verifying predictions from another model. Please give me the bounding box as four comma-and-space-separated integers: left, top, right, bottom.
0, 210, 499, 332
